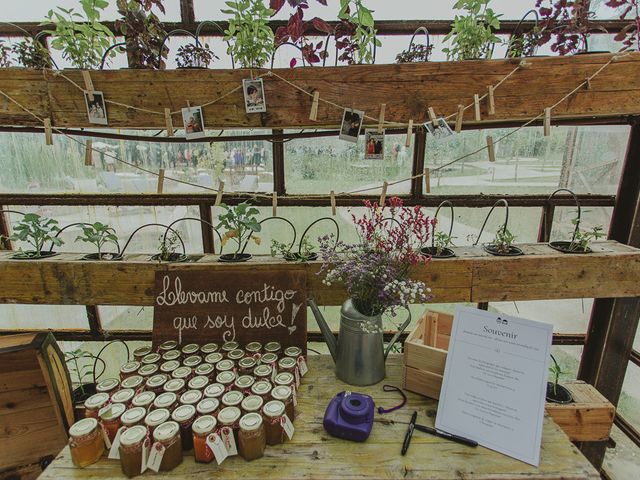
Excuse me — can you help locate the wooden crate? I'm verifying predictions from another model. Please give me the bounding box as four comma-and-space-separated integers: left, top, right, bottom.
0, 333, 74, 479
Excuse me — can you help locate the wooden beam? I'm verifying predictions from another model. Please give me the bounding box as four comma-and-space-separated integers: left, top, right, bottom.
411, 127, 426, 198
198, 204, 215, 254
179, 0, 195, 25
0, 206, 11, 250
272, 129, 286, 195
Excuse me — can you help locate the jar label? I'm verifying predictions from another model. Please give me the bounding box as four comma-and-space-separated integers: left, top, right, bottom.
107, 426, 126, 459
101, 425, 112, 449
298, 357, 308, 377
292, 388, 298, 407
282, 414, 295, 440
207, 433, 229, 465
146, 442, 166, 472
141, 438, 150, 473
220, 427, 238, 456
294, 367, 300, 389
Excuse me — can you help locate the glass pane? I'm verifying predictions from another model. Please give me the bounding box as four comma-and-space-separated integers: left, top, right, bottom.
617, 363, 640, 430
549, 345, 582, 379
100, 306, 153, 331
0, 304, 88, 330
490, 299, 592, 334
551, 207, 613, 245
603, 424, 640, 479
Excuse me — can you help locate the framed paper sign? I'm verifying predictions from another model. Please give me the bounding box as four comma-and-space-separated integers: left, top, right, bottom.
152, 269, 307, 352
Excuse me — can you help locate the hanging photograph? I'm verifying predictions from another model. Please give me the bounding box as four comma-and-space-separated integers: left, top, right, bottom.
339, 108, 364, 143
424, 117, 454, 140
181, 106, 206, 140
243, 78, 267, 113
84, 91, 108, 126
364, 129, 385, 159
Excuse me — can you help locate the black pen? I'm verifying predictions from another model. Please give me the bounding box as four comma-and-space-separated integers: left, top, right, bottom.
415, 424, 478, 447
401, 411, 417, 456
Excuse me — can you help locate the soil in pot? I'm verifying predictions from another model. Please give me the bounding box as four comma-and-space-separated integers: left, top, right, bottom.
72, 383, 97, 405
546, 382, 574, 404
10, 251, 58, 260
283, 252, 318, 262
420, 246, 456, 259
81, 253, 123, 261
150, 253, 189, 262
483, 244, 524, 256
219, 253, 252, 263
549, 241, 592, 254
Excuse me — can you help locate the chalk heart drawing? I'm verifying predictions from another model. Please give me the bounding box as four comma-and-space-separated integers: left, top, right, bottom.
289, 302, 302, 335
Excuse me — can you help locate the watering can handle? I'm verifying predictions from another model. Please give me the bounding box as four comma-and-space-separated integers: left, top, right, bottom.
384, 308, 412, 360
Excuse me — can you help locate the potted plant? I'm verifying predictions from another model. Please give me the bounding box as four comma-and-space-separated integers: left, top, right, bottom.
546, 354, 574, 404
272, 237, 317, 262
396, 27, 433, 63
335, 0, 380, 65
217, 202, 262, 262
222, 0, 275, 68
75, 222, 121, 260
115, 0, 167, 69
175, 43, 218, 69
474, 199, 524, 256
0, 40, 11, 67
65, 348, 105, 404
505, 10, 543, 58
443, 0, 501, 60
421, 200, 456, 258
12, 36, 54, 69
1, 212, 64, 259
119, 223, 187, 262
43, 0, 116, 69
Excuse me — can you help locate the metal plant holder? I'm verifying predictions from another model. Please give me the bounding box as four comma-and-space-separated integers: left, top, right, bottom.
475, 199, 524, 256
164, 217, 223, 255
421, 200, 456, 258
545, 188, 592, 254
505, 9, 540, 58
288, 217, 340, 262
120, 223, 188, 262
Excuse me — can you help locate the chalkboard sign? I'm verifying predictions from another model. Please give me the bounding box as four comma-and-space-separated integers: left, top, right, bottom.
152, 269, 307, 352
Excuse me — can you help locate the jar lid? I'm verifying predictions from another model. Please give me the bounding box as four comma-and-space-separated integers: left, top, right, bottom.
221, 341, 239, 352
205, 352, 223, 364
196, 398, 220, 415
180, 389, 203, 405
216, 371, 236, 385
100, 402, 126, 421
192, 415, 217, 435
240, 412, 263, 431
138, 364, 159, 377
154, 392, 177, 409
188, 375, 209, 390
133, 346, 152, 357
132, 391, 156, 408
275, 372, 295, 386
171, 404, 196, 423
241, 395, 264, 412
159, 340, 178, 351
69, 417, 98, 438
201, 343, 219, 354
160, 360, 180, 373
96, 378, 119, 392
251, 380, 272, 396
278, 357, 296, 370
112, 388, 135, 404
183, 355, 202, 367
84, 392, 110, 410
181, 343, 200, 355
153, 421, 179, 442
162, 350, 181, 361
260, 353, 278, 364
284, 346, 302, 357
120, 361, 141, 374
204, 383, 225, 398
146, 374, 169, 389
141, 353, 161, 364
271, 385, 292, 401
195, 364, 214, 376
222, 390, 243, 406
164, 378, 186, 393
227, 349, 245, 361
121, 407, 147, 425
234, 375, 255, 389
254, 365, 272, 377
172, 366, 192, 379
245, 341, 262, 353
121, 375, 143, 390
238, 357, 257, 369
263, 400, 285, 418
264, 341, 281, 353
216, 359, 234, 372
145, 408, 170, 427
217, 406, 241, 425
120, 425, 148, 446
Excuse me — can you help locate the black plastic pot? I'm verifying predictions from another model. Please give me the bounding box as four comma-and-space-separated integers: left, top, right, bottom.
151, 253, 189, 263
483, 244, 524, 256
425, 200, 456, 259
474, 199, 523, 257
420, 246, 455, 258
549, 241, 591, 254
72, 383, 97, 405
544, 189, 594, 255
11, 250, 58, 260
284, 252, 318, 262
219, 253, 252, 263
81, 252, 123, 261
546, 382, 574, 404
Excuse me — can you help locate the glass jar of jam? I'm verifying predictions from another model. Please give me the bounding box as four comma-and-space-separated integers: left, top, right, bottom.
144, 408, 170, 436
96, 378, 120, 397
274, 372, 296, 391
217, 406, 241, 445
171, 366, 192, 381
84, 392, 110, 419
121, 406, 147, 428
253, 364, 272, 382
119, 361, 141, 381
216, 359, 235, 373
195, 363, 214, 380
159, 340, 178, 352
264, 341, 282, 355
234, 375, 255, 394
245, 342, 262, 356
163, 378, 186, 397
222, 390, 244, 409
152, 421, 183, 471
188, 375, 209, 391
201, 343, 219, 355
227, 349, 245, 362
196, 397, 220, 417
221, 341, 239, 356
121, 375, 143, 391
145, 374, 169, 394
132, 346, 152, 362
271, 385, 295, 422
137, 364, 159, 378
161, 349, 181, 362
238, 357, 257, 376
251, 380, 272, 399
238, 413, 266, 461
141, 353, 161, 365
118, 425, 148, 478
204, 382, 225, 400
171, 404, 196, 451
132, 391, 156, 410
153, 392, 178, 411
260, 352, 279, 370
205, 352, 223, 366
284, 346, 302, 359
100, 402, 126, 443
216, 370, 237, 391
111, 388, 135, 407
278, 357, 297, 375
241, 395, 264, 415
180, 389, 203, 407
69, 417, 105, 467
183, 355, 203, 368
159, 360, 180, 375
192, 415, 217, 464
181, 343, 200, 356
262, 400, 287, 445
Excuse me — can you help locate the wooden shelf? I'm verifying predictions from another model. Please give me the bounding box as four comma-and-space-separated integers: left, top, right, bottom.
0, 241, 638, 306
1, 53, 639, 130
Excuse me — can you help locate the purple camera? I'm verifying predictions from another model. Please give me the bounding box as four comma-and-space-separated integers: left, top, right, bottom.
323, 391, 375, 442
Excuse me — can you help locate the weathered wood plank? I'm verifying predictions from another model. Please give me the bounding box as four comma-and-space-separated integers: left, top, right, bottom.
1, 53, 639, 129
39, 355, 599, 480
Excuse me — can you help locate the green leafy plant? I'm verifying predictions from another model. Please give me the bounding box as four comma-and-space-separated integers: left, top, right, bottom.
2, 213, 63, 258
336, 0, 380, 64
222, 0, 275, 68
271, 236, 316, 262
217, 202, 262, 258
443, 0, 501, 60
548, 354, 564, 397
395, 43, 433, 63
12, 38, 53, 69
116, 0, 167, 69
43, 0, 115, 69
75, 222, 119, 259
492, 225, 516, 253
507, 25, 543, 57
65, 349, 97, 396
433, 231, 456, 256
157, 230, 181, 261
570, 215, 604, 252
176, 43, 219, 68
0, 40, 10, 68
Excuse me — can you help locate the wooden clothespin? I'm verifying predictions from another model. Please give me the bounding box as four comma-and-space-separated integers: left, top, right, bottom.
215, 180, 225, 206
330, 190, 336, 216
428, 107, 438, 125
544, 107, 551, 137
487, 135, 496, 162
377, 104, 386, 133
82, 71, 95, 102
405, 120, 413, 148
474, 94, 481, 122
380, 181, 388, 207
309, 91, 320, 121
157, 168, 165, 194
272, 192, 278, 217
43, 118, 53, 145
424, 168, 431, 194
455, 104, 464, 133
488, 86, 495, 115
519, 59, 531, 69
164, 108, 174, 137
84, 140, 93, 166
585, 77, 591, 90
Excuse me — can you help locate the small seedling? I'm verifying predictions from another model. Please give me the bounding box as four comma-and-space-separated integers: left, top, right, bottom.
493, 225, 516, 254
3, 213, 63, 258
217, 202, 261, 258
271, 236, 316, 262
433, 231, 456, 256
75, 222, 119, 259
570, 215, 604, 252
549, 354, 564, 398
65, 349, 97, 396
157, 230, 181, 262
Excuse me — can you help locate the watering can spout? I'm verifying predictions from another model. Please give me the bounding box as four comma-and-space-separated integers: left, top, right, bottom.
307, 297, 338, 363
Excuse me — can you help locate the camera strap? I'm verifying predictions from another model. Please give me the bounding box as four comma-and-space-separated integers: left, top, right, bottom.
377, 384, 407, 414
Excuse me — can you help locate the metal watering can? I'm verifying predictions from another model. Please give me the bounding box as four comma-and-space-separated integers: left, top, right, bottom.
308, 298, 412, 386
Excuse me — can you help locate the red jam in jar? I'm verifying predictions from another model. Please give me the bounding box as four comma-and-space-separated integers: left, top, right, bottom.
245, 342, 262, 356
196, 397, 220, 417
221, 341, 239, 356
152, 421, 183, 471
217, 406, 241, 446
96, 378, 120, 397
171, 366, 192, 381
271, 385, 295, 422
179, 389, 203, 406
188, 375, 210, 391
111, 388, 135, 407
205, 352, 223, 365
144, 408, 170, 436
238, 413, 266, 461
195, 363, 215, 379
119, 361, 141, 380
183, 355, 203, 368
132, 391, 156, 410
171, 404, 197, 451
120, 375, 143, 391
241, 395, 264, 415
251, 380, 272, 399
201, 343, 219, 355
121, 406, 147, 428
84, 392, 110, 419
181, 343, 200, 356
161, 349, 181, 362
141, 353, 161, 365
264, 342, 281, 355
118, 425, 148, 478
238, 357, 257, 375
222, 390, 244, 409
192, 415, 217, 464
163, 378, 186, 397
159, 360, 180, 375
132, 346, 152, 361
153, 392, 178, 411
145, 374, 169, 394
262, 400, 287, 446
234, 375, 255, 394
204, 382, 225, 400
137, 364, 159, 378
216, 370, 237, 390
99, 402, 126, 443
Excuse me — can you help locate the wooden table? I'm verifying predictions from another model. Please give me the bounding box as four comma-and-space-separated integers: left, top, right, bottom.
41, 356, 599, 479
